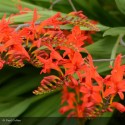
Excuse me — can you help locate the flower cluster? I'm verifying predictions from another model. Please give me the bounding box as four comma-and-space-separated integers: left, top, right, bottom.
59, 54, 125, 117
0, 10, 97, 69
0, 9, 125, 118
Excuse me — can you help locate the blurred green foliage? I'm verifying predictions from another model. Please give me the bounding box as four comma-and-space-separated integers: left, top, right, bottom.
0, 0, 125, 125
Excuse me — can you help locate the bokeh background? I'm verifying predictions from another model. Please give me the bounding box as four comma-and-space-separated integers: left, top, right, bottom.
0, 0, 125, 125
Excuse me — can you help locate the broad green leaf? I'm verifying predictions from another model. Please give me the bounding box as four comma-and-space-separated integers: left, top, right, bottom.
0, 0, 109, 32
17, 92, 61, 125
86, 36, 125, 73
10, 10, 109, 31
22, 92, 61, 117
10, 10, 60, 23
0, 3, 18, 13
110, 34, 124, 66
0, 13, 10, 18
0, 96, 46, 125
103, 27, 125, 36
0, 0, 50, 18
115, 0, 125, 14
0, 0, 44, 11
0, 75, 40, 97
86, 36, 117, 58
0, 1, 125, 124
0, 100, 20, 112
97, 24, 110, 31
0, 67, 42, 97
0, 67, 18, 85
0, 97, 38, 117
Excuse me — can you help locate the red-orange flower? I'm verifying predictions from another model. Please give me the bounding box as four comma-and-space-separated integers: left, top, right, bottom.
66, 26, 87, 51
37, 56, 63, 74
111, 102, 125, 113
80, 61, 103, 105
63, 51, 85, 75
19, 9, 39, 41
104, 54, 125, 100
0, 15, 13, 43
60, 85, 76, 114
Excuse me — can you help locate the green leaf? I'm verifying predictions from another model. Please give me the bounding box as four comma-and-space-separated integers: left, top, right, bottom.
115, 0, 125, 14
97, 24, 110, 31
22, 92, 61, 117
110, 34, 124, 66
10, 10, 60, 23
17, 92, 62, 125
0, 68, 42, 97
0, 96, 46, 125
0, 67, 18, 85
0, 100, 20, 112
86, 36, 125, 73
0, 97, 37, 117
103, 27, 125, 36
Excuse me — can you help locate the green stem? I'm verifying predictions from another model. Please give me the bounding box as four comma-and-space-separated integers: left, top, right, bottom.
110, 34, 124, 66
68, 0, 77, 12
93, 55, 125, 62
